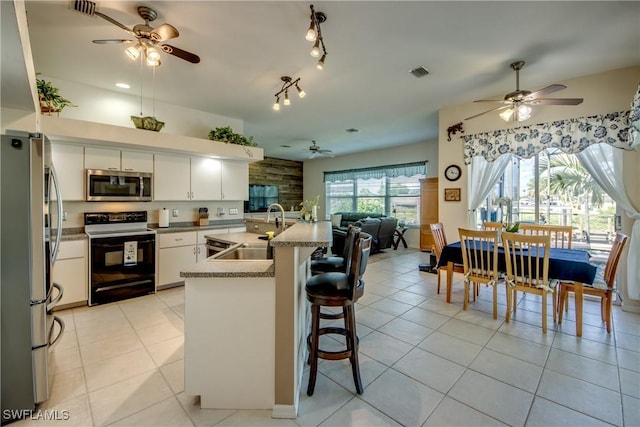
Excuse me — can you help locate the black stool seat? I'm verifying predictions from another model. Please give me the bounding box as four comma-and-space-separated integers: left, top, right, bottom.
309, 256, 346, 274
306, 233, 372, 397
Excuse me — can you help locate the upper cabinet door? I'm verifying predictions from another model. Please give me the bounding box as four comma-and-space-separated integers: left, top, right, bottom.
154, 154, 191, 201
84, 147, 120, 170
190, 157, 221, 201
221, 161, 249, 200
122, 151, 153, 172
50, 143, 84, 201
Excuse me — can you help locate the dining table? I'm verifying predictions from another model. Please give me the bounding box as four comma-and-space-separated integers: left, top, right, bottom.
438, 241, 598, 337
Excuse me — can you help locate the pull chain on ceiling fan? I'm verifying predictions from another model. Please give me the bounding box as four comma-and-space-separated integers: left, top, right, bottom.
73, 0, 200, 67
465, 61, 584, 122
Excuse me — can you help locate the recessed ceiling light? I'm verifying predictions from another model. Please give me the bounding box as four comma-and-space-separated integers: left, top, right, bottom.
345, 128, 359, 133
115, 82, 130, 89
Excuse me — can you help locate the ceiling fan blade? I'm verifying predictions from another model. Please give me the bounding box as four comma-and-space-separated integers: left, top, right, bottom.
160, 44, 200, 63
530, 98, 584, 105
465, 105, 511, 121
526, 84, 566, 100
473, 99, 508, 103
94, 11, 134, 35
151, 23, 179, 42
92, 39, 135, 44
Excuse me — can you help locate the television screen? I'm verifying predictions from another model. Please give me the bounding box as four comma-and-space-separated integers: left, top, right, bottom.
246, 184, 279, 212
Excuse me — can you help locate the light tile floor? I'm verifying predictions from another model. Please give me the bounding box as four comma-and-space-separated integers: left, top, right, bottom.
14, 249, 640, 426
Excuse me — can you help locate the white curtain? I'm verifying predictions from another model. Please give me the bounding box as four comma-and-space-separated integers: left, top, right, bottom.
577, 144, 640, 300
467, 154, 512, 227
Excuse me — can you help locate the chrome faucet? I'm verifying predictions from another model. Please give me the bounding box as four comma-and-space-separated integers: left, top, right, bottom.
265, 203, 286, 234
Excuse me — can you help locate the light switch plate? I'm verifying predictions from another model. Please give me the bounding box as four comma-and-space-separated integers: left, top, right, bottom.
172, 209, 179, 217
229, 208, 238, 215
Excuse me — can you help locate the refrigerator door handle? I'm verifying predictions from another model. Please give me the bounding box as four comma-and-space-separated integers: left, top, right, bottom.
49, 316, 65, 347
49, 165, 64, 263
48, 282, 64, 310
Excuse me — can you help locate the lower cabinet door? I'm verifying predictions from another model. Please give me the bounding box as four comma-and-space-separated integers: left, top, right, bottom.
159, 245, 197, 286
53, 257, 88, 305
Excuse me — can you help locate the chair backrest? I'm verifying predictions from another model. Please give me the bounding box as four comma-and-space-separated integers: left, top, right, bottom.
519, 224, 573, 249
603, 232, 629, 287
430, 223, 447, 260
458, 228, 500, 282
349, 232, 372, 302
502, 231, 551, 289
342, 225, 361, 273
483, 221, 504, 232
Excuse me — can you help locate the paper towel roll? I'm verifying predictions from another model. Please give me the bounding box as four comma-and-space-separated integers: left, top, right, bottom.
159, 208, 169, 228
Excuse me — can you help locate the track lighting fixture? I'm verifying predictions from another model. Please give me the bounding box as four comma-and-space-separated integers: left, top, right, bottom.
305, 5, 328, 69
273, 76, 305, 110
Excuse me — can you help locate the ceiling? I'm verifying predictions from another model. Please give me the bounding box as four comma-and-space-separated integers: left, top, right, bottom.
23, 1, 640, 161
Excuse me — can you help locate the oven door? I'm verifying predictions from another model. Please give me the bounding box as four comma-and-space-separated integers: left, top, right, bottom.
89, 234, 156, 305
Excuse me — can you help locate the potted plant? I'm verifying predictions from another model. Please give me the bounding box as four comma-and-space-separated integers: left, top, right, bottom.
208, 126, 257, 146
299, 195, 320, 221
36, 75, 75, 115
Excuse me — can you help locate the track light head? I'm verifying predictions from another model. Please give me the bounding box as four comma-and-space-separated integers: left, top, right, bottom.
310, 39, 321, 57
296, 83, 306, 98
284, 90, 291, 106
317, 54, 326, 70
273, 96, 280, 110
273, 76, 304, 110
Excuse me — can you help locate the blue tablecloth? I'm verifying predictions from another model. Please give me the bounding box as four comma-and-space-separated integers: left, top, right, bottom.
438, 241, 597, 285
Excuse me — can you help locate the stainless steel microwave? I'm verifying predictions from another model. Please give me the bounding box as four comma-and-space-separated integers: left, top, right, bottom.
86, 169, 152, 201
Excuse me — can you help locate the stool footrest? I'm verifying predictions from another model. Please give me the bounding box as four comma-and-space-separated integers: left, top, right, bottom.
307, 327, 360, 361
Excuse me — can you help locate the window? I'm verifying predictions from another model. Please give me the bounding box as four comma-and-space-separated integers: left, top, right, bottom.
324, 162, 426, 225
476, 149, 615, 251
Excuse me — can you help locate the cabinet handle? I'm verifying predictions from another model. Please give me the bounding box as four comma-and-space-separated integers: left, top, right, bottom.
174, 238, 183, 241
193, 247, 197, 254
108, 167, 118, 170
124, 168, 133, 171
187, 191, 190, 199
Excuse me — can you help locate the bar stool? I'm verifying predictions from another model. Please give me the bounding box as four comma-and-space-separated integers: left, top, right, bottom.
305, 232, 372, 396
310, 225, 359, 275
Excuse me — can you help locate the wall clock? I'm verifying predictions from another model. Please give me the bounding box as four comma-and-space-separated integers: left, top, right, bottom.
444, 164, 462, 182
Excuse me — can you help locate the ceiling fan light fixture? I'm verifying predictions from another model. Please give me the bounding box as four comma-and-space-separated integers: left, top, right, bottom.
517, 104, 532, 121
499, 108, 514, 122
146, 47, 161, 61
125, 44, 141, 60
146, 57, 161, 67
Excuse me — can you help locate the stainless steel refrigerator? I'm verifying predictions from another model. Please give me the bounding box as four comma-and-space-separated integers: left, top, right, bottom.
1, 133, 65, 424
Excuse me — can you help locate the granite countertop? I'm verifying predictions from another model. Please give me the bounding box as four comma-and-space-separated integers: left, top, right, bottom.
180, 222, 332, 279
60, 233, 88, 241
270, 221, 332, 247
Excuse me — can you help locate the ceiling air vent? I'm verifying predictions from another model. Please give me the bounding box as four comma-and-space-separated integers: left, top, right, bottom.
409, 66, 430, 78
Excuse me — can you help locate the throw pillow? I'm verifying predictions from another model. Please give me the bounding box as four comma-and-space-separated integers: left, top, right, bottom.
330, 214, 342, 227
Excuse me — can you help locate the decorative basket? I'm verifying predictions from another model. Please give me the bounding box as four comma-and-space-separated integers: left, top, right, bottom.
131, 116, 164, 132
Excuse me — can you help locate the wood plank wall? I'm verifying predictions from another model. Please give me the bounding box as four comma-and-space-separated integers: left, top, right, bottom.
248, 157, 303, 212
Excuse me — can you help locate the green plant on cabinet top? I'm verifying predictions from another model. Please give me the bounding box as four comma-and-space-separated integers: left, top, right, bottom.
208, 126, 257, 146
36, 75, 76, 115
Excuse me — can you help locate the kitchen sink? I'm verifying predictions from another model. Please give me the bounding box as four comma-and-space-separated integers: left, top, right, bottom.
214, 242, 269, 260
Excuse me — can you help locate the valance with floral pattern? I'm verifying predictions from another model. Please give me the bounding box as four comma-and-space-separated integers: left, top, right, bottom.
461, 110, 636, 165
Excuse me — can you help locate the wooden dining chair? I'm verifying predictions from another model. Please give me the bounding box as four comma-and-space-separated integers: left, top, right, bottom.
482, 221, 504, 232
430, 223, 464, 295
519, 224, 573, 249
458, 228, 500, 318
502, 231, 557, 333
558, 232, 628, 333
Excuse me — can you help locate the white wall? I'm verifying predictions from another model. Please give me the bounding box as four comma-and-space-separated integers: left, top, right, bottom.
39, 76, 244, 140
438, 66, 640, 310
303, 140, 438, 249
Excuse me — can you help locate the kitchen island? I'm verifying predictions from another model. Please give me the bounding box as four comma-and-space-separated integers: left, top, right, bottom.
180, 221, 332, 417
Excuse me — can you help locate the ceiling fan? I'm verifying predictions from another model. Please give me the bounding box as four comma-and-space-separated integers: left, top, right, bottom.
308, 141, 334, 159
73, 1, 200, 65
465, 61, 583, 122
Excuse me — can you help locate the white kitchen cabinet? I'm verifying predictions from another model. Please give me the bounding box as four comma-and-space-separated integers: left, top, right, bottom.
158, 231, 198, 286
221, 161, 248, 200
191, 157, 221, 201
121, 151, 153, 172
52, 240, 88, 306
154, 154, 191, 201
154, 154, 222, 201
85, 147, 153, 172
84, 147, 120, 170
50, 143, 84, 201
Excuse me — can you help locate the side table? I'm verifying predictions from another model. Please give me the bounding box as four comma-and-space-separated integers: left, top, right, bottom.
393, 227, 409, 250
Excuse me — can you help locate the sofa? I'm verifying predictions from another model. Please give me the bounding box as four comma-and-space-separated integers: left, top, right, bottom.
331, 212, 397, 255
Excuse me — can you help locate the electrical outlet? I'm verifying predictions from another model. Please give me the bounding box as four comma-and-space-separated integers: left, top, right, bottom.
62, 211, 67, 221
229, 208, 238, 215
172, 209, 179, 217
